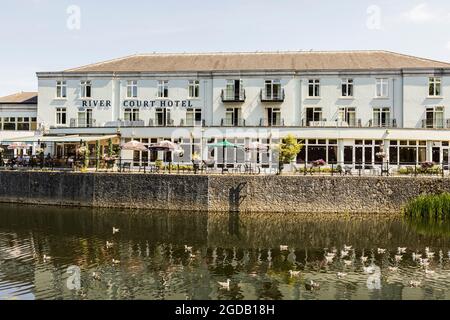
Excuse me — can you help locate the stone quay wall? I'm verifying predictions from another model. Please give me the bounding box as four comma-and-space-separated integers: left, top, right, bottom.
1, 171, 449, 213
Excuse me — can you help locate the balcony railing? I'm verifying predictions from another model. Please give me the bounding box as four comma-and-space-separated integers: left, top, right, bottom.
180, 119, 206, 127
421, 119, 449, 129
70, 118, 96, 128
369, 119, 398, 128
260, 89, 285, 102
260, 118, 285, 127
221, 118, 246, 127
221, 89, 246, 102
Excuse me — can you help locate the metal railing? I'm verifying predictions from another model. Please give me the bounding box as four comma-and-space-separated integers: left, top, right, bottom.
260, 89, 285, 102
369, 119, 398, 128
260, 118, 285, 127
421, 119, 448, 129
221, 118, 246, 127
221, 89, 246, 102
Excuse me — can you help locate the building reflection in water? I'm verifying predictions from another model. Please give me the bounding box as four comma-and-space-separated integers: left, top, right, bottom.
0, 204, 449, 300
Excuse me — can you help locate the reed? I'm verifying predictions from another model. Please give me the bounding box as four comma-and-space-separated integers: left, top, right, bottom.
403, 193, 450, 221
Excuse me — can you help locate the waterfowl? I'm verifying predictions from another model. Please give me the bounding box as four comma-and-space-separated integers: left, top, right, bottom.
106, 241, 114, 249
388, 266, 398, 272
409, 280, 421, 288
112, 227, 120, 234
43, 255, 51, 262
337, 272, 347, 279
280, 245, 289, 251
305, 280, 320, 291
343, 260, 353, 266
412, 252, 421, 261
360, 256, 368, 263
325, 256, 334, 264
394, 255, 403, 262
184, 245, 193, 252
92, 272, 101, 281
218, 279, 231, 290
419, 258, 430, 267
377, 248, 386, 254
341, 250, 349, 258
343, 245, 352, 251
425, 268, 435, 275
397, 247, 407, 254
289, 270, 301, 277
363, 266, 375, 274
112, 259, 120, 264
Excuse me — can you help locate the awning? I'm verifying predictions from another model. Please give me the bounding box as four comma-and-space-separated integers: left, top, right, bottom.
1, 135, 118, 144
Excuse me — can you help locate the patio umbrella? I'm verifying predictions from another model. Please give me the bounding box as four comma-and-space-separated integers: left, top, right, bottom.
121, 140, 148, 152
7, 142, 32, 150
245, 142, 270, 164
208, 140, 244, 172
148, 141, 183, 171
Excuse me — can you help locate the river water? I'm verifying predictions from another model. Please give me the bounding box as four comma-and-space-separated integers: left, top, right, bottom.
0, 204, 449, 300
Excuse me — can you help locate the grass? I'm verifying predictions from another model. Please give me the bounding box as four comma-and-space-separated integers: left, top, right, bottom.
403, 193, 450, 220
403, 193, 450, 237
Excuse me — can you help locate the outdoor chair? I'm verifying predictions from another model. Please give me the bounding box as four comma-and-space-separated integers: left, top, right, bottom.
121, 162, 132, 172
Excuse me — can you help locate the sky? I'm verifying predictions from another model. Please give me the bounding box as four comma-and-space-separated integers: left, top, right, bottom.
0, 0, 450, 96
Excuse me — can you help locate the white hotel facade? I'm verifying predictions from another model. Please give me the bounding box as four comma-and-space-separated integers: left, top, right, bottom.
28, 51, 450, 168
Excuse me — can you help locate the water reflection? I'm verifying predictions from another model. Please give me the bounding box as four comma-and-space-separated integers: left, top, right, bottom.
0, 204, 449, 300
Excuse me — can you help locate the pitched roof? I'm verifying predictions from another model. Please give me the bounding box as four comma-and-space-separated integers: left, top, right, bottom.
64, 50, 450, 73
0, 92, 38, 104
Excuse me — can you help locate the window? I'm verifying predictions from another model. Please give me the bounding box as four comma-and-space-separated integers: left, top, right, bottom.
305, 107, 322, 126
390, 140, 426, 165
157, 80, 169, 98
2, 117, 16, 130
425, 106, 444, 128
17, 117, 30, 131
376, 79, 389, 98
56, 81, 67, 98
156, 108, 171, 126
308, 79, 320, 97
78, 109, 93, 127
341, 79, 354, 97
267, 108, 282, 126
264, 80, 282, 100
80, 80, 92, 98
429, 77, 441, 97
127, 80, 138, 98
338, 107, 356, 126
124, 108, 140, 121
186, 108, 202, 126
297, 139, 338, 164
373, 108, 391, 127
224, 80, 244, 100
225, 108, 241, 126
188, 80, 200, 98
56, 108, 67, 125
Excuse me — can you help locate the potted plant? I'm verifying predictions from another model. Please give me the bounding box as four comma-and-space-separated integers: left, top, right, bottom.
278, 135, 303, 174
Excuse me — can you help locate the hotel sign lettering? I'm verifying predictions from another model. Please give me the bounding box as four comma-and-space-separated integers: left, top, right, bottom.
81, 100, 195, 109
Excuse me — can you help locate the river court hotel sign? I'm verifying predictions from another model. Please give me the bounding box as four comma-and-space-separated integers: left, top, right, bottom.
80, 99, 196, 109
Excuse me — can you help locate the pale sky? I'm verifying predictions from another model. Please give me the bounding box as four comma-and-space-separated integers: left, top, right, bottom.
1, 0, 450, 96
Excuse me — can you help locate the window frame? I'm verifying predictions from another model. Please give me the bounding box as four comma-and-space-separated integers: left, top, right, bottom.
80, 80, 92, 99
124, 108, 140, 122
188, 80, 200, 99
376, 78, 389, 98
429, 77, 442, 97
307, 79, 320, 98
56, 107, 67, 126
341, 78, 354, 97
126, 80, 138, 98
56, 80, 67, 99
157, 80, 169, 98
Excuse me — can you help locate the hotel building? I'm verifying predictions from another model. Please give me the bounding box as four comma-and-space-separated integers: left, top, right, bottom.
13, 50, 450, 168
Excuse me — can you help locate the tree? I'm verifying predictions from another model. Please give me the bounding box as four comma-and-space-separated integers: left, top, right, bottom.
278, 135, 303, 174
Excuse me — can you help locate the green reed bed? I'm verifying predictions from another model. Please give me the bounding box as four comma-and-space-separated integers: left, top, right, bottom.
404, 193, 450, 220
404, 193, 450, 237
